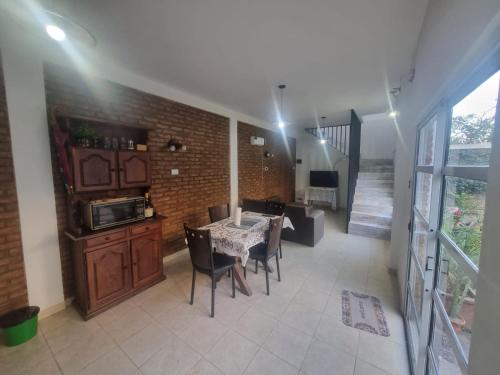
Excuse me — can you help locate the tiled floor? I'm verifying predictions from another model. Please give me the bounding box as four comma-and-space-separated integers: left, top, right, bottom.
0, 211, 410, 375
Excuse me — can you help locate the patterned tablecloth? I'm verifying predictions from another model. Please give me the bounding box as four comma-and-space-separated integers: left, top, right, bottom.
200, 211, 294, 266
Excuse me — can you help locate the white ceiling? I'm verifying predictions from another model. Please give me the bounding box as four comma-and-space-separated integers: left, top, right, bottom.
30, 0, 429, 128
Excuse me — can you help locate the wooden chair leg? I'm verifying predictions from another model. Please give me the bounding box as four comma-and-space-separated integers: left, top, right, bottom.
265, 260, 270, 296
231, 268, 235, 298
190, 269, 196, 305
276, 254, 281, 282
255, 259, 258, 274
211, 276, 215, 318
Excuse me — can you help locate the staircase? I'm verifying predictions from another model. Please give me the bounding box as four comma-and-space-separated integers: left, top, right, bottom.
348, 159, 394, 240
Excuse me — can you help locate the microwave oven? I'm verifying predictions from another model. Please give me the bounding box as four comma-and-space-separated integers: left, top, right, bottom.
83, 197, 145, 230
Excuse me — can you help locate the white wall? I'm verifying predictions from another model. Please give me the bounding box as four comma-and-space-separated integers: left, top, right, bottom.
389, 0, 500, 373
0, 14, 300, 315
295, 136, 349, 208
360, 113, 397, 160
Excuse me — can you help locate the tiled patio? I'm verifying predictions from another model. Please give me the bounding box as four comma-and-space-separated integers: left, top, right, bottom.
0, 211, 410, 375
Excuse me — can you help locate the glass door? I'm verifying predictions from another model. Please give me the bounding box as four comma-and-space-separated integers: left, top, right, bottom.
405, 66, 500, 375
405, 113, 445, 374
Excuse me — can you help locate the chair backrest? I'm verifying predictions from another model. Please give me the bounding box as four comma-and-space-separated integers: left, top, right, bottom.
266, 200, 286, 216
184, 224, 214, 271
208, 203, 230, 223
266, 215, 284, 254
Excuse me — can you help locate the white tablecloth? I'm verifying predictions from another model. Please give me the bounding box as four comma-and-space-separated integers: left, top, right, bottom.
199, 211, 293, 265
305, 186, 338, 210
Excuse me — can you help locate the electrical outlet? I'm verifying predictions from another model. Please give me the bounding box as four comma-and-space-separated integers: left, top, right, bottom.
171, 169, 179, 176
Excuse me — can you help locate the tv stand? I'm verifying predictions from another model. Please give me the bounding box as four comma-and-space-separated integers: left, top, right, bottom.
305, 186, 338, 210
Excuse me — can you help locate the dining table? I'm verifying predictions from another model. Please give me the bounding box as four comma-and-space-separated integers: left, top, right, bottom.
199, 211, 294, 296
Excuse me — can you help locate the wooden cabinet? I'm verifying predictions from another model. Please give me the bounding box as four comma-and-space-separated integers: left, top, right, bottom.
86, 241, 131, 310
71, 148, 150, 192
67, 217, 165, 319
131, 232, 162, 289
118, 151, 151, 188
72, 148, 118, 192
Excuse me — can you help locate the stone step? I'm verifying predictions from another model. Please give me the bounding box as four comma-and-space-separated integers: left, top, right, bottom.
359, 166, 394, 173
348, 221, 392, 240
357, 172, 394, 180
360, 159, 393, 168
354, 196, 394, 206
356, 180, 394, 188
350, 210, 392, 226
352, 202, 393, 215
354, 188, 393, 197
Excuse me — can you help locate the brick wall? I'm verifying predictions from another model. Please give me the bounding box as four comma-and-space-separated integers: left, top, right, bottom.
44, 63, 230, 299
0, 54, 28, 315
238, 122, 296, 202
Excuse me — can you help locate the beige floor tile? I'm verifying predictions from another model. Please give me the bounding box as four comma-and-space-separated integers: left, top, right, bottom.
357, 332, 410, 375
263, 322, 313, 368
233, 307, 277, 345
98, 305, 155, 344
18, 356, 61, 375
291, 287, 329, 313
354, 358, 391, 375
243, 348, 299, 375
280, 303, 322, 335
79, 347, 137, 375
53, 329, 116, 375
187, 359, 225, 375
140, 333, 201, 375
205, 330, 259, 375
0, 335, 52, 375
301, 338, 356, 375
120, 322, 173, 366
315, 315, 360, 355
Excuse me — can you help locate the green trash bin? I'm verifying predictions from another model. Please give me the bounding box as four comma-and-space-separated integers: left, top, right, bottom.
0, 306, 40, 346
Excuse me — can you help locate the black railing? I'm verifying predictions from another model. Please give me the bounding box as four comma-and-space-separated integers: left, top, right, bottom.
345, 109, 361, 232
305, 123, 351, 156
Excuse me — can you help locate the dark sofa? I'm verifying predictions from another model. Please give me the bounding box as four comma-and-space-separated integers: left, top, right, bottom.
241, 199, 324, 247
282, 203, 324, 246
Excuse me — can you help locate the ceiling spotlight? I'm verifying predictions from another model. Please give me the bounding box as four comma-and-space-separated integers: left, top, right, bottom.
277, 84, 287, 129
388, 110, 398, 118
278, 121, 285, 129
46, 24, 66, 41
320, 139, 327, 145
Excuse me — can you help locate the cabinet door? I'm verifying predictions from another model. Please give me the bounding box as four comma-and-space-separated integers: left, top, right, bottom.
72, 148, 118, 192
131, 232, 162, 289
86, 241, 131, 310
118, 151, 151, 188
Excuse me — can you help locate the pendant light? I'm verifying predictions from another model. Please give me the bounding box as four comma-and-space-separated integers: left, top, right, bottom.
278, 84, 287, 128
320, 116, 327, 144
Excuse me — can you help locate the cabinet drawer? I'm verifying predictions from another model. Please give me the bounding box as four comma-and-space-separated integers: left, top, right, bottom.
130, 222, 160, 236
85, 229, 127, 248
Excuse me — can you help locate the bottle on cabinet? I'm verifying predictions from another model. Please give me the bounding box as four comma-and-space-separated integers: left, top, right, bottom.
144, 192, 154, 218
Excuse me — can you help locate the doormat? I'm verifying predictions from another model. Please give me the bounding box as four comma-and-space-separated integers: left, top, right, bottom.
342, 290, 390, 337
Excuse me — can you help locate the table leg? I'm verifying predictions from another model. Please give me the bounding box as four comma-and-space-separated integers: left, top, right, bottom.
233, 260, 252, 296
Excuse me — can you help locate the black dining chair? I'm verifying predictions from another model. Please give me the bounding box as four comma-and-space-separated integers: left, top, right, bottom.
244, 215, 284, 296
265, 200, 286, 216
265, 200, 286, 259
184, 224, 236, 317
208, 203, 230, 223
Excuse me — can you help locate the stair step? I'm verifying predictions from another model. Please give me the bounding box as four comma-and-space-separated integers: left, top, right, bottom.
350, 210, 392, 226
352, 202, 393, 214
354, 196, 394, 205
348, 221, 392, 240
357, 172, 394, 180
354, 188, 393, 197
359, 166, 394, 173
356, 180, 394, 188
360, 159, 393, 168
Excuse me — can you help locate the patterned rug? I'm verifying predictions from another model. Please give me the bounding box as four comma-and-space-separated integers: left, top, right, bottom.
342, 290, 390, 336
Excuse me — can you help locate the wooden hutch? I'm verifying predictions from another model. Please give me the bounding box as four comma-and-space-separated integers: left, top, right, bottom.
51, 110, 165, 319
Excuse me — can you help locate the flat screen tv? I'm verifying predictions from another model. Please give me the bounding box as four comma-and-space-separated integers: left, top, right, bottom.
310, 171, 338, 188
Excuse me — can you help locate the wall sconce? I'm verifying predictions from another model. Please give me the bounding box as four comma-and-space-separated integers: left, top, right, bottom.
264, 151, 274, 158
167, 138, 187, 152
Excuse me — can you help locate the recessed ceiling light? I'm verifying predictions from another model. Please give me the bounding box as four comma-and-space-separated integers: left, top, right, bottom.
46, 24, 66, 41
278, 121, 285, 129
388, 110, 398, 118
